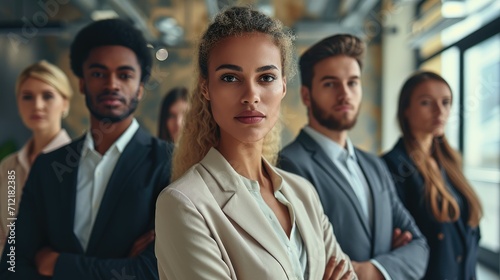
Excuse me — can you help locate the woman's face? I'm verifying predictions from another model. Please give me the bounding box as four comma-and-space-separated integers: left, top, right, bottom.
166, 99, 189, 143
17, 77, 68, 133
405, 79, 452, 138
204, 32, 286, 145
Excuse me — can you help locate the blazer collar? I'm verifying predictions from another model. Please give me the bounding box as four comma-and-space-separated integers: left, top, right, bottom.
17, 129, 72, 173
302, 126, 357, 162
296, 130, 372, 237
199, 148, 296, 278
355, 149, 387, 253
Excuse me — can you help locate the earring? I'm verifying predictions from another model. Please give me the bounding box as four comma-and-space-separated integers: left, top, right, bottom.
62, 110, 69, 119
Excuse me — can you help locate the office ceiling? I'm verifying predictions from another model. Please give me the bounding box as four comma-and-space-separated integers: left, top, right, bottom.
0, 0, 385, 47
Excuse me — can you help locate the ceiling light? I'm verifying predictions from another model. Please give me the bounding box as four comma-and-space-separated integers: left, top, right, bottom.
91, 10, 119, 21
156, 48, 169, 61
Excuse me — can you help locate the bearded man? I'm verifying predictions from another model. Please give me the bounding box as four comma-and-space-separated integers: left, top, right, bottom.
0, 19, 172, 280
279, 34, 428, 280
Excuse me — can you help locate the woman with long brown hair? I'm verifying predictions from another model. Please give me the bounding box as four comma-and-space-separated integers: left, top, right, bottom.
383, 71, 482, 280
157, 87, 188, 143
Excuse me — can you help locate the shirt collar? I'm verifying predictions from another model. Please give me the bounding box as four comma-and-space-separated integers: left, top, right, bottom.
237, 160, 284, 194
42, 129, 71, 153
114, 119, 139, 152
302, 126, 357, 162
345, 137, 357, 161
206, 147, 284, 194
17, 140, 31, 172
16, 129, 72, 170
81, 118, 139, 157
263, 157, 284, 193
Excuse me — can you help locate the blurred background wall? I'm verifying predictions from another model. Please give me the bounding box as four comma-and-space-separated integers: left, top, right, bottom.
0, 0, 390, 153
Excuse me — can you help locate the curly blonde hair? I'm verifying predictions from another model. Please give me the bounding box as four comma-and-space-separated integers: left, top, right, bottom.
172, 6, 295, 180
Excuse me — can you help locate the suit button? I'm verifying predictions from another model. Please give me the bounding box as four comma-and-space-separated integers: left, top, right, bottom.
437, 233, 445, 240
456, 255, 463, 263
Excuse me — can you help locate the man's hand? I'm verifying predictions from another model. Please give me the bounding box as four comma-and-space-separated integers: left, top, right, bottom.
391, 228, 412, 249
35, 247, 60, 277
323, 257, 354, 280
129, 230, 155, 257
351, 261, 384, 280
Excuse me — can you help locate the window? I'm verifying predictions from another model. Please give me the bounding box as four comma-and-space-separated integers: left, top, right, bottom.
463, 34, 500, 253
417, 9, 500, 273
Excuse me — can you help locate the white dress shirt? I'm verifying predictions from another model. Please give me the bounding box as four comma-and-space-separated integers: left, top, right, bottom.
303, 126, 392, 280
74, 119, 139, 250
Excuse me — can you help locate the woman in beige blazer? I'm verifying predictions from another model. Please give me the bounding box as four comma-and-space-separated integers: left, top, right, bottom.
0, 60, 72, 255
155, 7, 356, 280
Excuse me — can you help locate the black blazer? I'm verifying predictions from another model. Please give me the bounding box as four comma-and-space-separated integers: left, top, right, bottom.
279, 130, 429, 280
382, 138, 480, 280
0, 127, 173, 280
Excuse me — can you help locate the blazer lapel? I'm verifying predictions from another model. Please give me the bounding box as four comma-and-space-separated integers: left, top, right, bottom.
297, 131, 371, 237
454, 218, 468, 247
199, 149, 293, 275
280, 183, 320, 280
86, 128, 150, 252
356, 150, 384, 251
58, 137, 86, 253
222, 192, 292, 270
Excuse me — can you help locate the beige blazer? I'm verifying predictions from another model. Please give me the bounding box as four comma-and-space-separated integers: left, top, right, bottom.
0, 129, 70, 255
155, 148, 355, 280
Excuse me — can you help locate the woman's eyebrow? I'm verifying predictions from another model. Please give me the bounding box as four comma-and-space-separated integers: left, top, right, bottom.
215, 64, 242, 72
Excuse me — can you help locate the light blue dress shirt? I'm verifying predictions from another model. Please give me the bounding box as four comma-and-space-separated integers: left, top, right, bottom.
303, 126, 392, 280
239, 163, 308, 280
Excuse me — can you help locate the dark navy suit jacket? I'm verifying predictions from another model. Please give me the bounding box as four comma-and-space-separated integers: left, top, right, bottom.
0, 127, 173, 280
383, 138, 480, 280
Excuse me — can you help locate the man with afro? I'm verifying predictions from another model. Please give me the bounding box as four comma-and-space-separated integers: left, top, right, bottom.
0, 19, 173, 280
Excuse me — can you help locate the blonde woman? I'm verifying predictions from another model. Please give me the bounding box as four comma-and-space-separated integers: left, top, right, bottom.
0, 60, 72, 254
155, 6, 356, 280
383, 71, 482, 279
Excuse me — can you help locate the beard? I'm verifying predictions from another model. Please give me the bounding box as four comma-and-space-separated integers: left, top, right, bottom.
310, 94, 359, 131
84, 86, 140, 123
